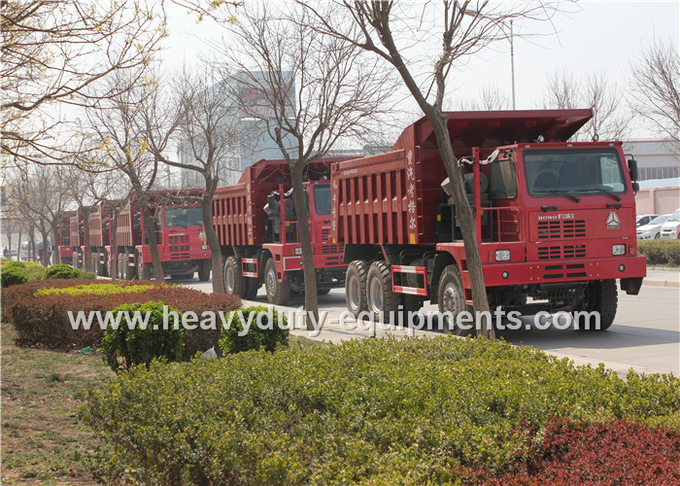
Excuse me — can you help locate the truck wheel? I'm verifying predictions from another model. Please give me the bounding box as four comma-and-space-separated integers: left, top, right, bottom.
346, 260, 368, 317
90, 253, 99, 274
264, 258, 290, 305
137, 260, 152, 280
198, 259, 211, 282
124, 253, 136, 281
245, 278, 259, 300
577, 279, 618, 331
224, 256, 247, 297
437, 264, 474, 336
366, 261, 400, 323
98, 251, 109, 277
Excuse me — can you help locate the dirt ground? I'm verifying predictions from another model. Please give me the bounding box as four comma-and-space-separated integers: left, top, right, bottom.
1, 324, 112, 485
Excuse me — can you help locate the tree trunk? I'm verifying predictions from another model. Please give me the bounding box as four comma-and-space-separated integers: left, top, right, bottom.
139, 199, 165, 281
110, 207, 121, 281
39, 224, 50, 266
81, 206, 93, 272
202, 192, 225, 294
29, 224, 36, 263
429, 111, 495, 338
17, 228, 22, 261
290, 165, 319, 330
50, 221, 59, 264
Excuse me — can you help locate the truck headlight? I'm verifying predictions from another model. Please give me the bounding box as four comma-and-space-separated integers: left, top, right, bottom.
495, 249, 511, 261
199, 231, 205, 241
612, 244, 626, 255
294, 248, 302, 255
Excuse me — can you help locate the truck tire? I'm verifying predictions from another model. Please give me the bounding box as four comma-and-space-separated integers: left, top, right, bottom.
98, 250, 109, 277
224, 256, 247, 297
124, 253, 136, 281
137, 260, 152, 280
245, 278, 259, 300
577, 279, 617, 331
346, 260, 369, 317
437, 264, 474, 336
264, 258, 290, 306
90, 253, 99, 274
198, 259, 211, 282
317, 288, 331, 296
366, 261, 400, 323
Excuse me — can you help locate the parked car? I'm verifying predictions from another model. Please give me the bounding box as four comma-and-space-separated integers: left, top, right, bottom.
636, 214, 658, 227
660, 208, 680, 239
637, 214, 670, 240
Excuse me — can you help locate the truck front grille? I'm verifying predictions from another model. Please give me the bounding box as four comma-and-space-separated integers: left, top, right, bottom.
541, 263, 587, 280
538, 244, 586, 260
321, 243, 344, 255
537, 220, 586, 239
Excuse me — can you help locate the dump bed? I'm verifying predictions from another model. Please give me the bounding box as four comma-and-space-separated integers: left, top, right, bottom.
212, 158, 343, 247
330, 109, 592, 246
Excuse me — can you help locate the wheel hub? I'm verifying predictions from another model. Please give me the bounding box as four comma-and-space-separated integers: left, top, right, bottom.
369, 278, 383, 313
225, 266, 234, 292
348, 276, 360, 311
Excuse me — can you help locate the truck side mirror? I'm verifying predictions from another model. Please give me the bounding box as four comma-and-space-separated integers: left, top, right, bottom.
632, 181, 639, 195
628, 157, 638, 182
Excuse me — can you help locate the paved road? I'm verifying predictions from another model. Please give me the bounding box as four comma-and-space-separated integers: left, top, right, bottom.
184, 277, 679, 376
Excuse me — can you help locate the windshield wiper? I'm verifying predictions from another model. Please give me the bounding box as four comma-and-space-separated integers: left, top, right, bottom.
582, 187, 621, 201
541, 189, 581, 203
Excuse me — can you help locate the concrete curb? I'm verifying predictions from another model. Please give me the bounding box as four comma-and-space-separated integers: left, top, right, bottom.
643, 278, 680, 288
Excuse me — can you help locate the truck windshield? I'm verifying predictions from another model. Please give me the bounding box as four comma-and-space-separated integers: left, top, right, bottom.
313, 185, 331, 215
164, 207, 203, 227
524, 148, 627, 198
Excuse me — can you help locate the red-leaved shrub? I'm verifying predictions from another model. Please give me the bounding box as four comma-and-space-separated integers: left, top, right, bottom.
460, 417, 680, 485
2, 279, 241, 357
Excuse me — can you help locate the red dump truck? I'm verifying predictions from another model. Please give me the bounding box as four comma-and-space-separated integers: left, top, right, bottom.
111, 189, 211, 281
87, 200, 123, 276
56, 210, 78, 265
212, 158, 348, 304
331, 109, 646, 331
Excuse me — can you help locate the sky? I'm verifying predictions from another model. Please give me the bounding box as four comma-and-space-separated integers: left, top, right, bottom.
163, 1, 680, 140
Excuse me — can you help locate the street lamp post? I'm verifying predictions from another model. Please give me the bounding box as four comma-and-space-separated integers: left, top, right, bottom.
510, 20, 516, 109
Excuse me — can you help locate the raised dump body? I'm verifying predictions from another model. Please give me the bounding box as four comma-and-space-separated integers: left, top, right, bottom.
331, 110, 646, 332
213, 158, 349, 305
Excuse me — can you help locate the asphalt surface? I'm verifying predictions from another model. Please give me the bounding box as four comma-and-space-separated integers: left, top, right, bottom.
184, 267, 680, 376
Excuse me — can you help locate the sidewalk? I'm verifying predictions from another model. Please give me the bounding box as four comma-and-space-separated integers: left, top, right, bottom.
644, 267, 680, 288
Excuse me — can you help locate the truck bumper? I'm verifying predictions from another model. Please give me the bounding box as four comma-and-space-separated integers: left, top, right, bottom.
482, 254, 647, 288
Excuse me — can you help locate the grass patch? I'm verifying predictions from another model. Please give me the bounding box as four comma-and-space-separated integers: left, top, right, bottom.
1, 323, 112, 484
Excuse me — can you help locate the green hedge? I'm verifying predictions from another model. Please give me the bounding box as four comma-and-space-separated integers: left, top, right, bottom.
102, 301, 185, 371
639, 240, 680, 266
1, 265, 28, 288
1, 260, 46, 284
81, 337, 680, 485
219, 306, 289, 354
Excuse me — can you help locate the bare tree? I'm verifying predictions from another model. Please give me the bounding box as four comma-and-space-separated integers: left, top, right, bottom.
1, 0, 169, 167
303, 1, 566, 337
1, 0, 242, 168
631, 37, 680, 143
11, 163, 71, 266
85, 73, 165, 280
142, 65, 243, 294
543, 70, 630, 141
221, 3, 393, 327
